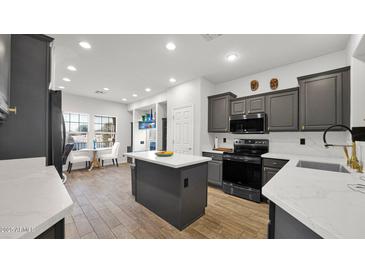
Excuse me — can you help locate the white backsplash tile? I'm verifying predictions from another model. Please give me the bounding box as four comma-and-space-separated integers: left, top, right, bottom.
205, 131, 352, 159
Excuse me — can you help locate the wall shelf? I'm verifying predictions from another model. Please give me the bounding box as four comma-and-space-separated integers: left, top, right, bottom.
139, 120, 156, 129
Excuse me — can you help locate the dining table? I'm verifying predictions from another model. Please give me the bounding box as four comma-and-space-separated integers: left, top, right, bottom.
80, 147, 111, 171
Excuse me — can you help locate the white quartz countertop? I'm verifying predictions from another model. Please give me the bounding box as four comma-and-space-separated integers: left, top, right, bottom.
261, 152, 365, 239
124, 151, 212, 168
0, 158, 73, 239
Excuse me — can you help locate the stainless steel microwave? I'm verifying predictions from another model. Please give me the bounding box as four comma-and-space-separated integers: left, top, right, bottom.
229, 113, 266, 134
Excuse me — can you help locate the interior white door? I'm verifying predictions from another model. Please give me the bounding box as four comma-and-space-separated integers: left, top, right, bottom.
173, 106, 193, 155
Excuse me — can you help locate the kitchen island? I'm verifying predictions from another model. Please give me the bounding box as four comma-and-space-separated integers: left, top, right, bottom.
0, 157, 73, 239
124, 151, 211, 230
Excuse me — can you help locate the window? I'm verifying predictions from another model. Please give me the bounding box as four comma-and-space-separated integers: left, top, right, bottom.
63, 112, 89, 150
94, 115, 116, 148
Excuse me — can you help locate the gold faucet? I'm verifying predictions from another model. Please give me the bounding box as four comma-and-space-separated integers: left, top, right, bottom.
323, 125, 363, 173
350, 142, 363, 172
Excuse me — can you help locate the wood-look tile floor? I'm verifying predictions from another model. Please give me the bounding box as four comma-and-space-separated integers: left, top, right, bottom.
64, 164, 269, 239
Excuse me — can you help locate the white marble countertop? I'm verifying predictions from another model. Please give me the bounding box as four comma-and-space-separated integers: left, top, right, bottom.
0, 157, 73, 239
261, 152, 365, 239
124, 151, 212, 168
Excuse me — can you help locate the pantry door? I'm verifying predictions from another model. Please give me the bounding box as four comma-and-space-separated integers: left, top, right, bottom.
172, 105, 194, 155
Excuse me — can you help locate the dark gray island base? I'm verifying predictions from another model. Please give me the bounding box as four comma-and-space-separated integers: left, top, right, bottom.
268, 202, 321, 239
135, 159, 208, 230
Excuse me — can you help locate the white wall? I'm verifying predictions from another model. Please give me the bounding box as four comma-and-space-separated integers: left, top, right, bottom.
62, 93, 132, 165
213, 50, 348, 97
156, 102, 167, 150
346, 34, 365, 165
128, 92, 167, 111
166, 78, 202, 154
200, 78, 215, 153
205, 50, 350, 158
346, 34, 365, 127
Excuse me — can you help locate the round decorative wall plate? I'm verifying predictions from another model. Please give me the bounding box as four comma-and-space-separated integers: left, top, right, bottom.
270, 78, 279, 90
250, 80, 259, 91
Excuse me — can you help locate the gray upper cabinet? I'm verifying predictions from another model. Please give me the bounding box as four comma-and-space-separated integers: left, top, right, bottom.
266, 88, 299, 131
231, 99, 246, 115
208, 92, 236, 132
298, 67, 350, 131
247, 96, 265, 114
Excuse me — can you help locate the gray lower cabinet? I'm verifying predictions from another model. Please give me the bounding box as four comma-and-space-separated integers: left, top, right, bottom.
231, 99, 246, 115
262, 158, 288, 188
266, 88, 299, 131
202, 152, 223, 186
246, 96, 265, 114
268, 202, 321, 239
263, 166, 280, 187
208, 92, 237, 132
298, 67, 350, 131
208, 160, 222, 186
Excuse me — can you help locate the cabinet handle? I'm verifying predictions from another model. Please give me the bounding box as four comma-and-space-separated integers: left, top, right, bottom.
301, 125, 305, 130
8, 106, 17, 115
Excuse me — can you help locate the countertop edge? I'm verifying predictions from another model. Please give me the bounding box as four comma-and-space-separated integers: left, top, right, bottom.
19, 204, 74, 239
124, 152, 212, 168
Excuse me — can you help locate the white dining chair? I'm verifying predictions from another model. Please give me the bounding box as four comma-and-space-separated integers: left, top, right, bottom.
68, 150, 92, 173
98, 142, 120, 167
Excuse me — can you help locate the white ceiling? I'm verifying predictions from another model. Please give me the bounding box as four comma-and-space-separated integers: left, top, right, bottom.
52, 34, 350, 103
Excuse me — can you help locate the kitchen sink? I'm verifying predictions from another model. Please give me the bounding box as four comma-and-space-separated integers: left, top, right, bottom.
296, 160, 349, 173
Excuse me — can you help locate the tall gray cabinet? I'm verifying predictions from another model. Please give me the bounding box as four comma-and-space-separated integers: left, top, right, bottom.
0, 35, 53, 160
266, 88, 299, 131
298, 67, 350, 131
208, 92, 236, 132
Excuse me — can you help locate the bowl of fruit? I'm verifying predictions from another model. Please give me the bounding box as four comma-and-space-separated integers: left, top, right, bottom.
155, 151, 174, 157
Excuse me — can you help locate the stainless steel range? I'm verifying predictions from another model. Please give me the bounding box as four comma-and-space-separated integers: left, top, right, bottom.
222, 139, 269, 202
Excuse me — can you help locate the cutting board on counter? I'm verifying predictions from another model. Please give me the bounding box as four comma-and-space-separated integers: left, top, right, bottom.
213, 148, 233, 152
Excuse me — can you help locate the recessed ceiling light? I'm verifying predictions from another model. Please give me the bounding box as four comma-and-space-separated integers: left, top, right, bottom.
79, 41, 91, 49
122, 98, 127, 101
67, 65, 77, 71
166, 42, 176, 51
132, 94, 138, 97
169, 78, 176, 83
62, 77, 71, 82
225, 53, 239, 62
103, 88, 110, 91
58, 86, 65, 89
145, 88, 151, 92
